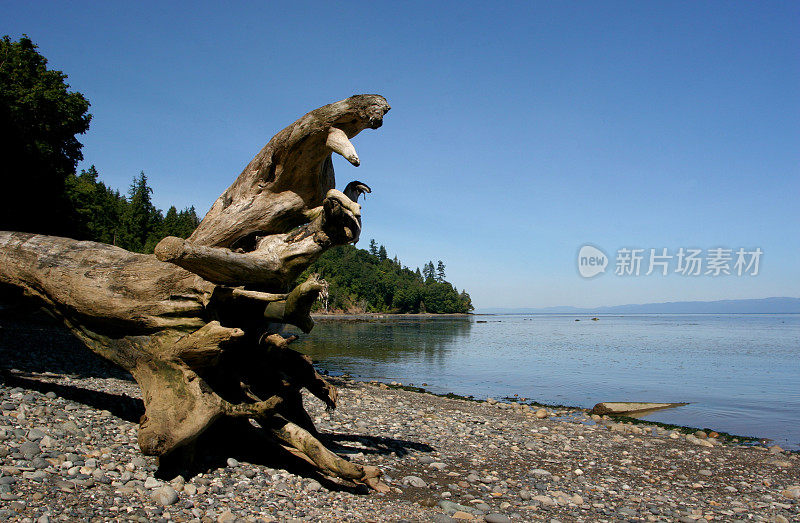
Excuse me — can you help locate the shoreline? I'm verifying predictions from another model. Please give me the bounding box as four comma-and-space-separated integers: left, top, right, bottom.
0, 371, 797, 521
312, 312, 472, 320
334, 376, 768, 447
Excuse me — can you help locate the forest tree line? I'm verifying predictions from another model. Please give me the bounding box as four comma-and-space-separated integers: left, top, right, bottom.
64, 166, 199, 253
299, 240, 473, 314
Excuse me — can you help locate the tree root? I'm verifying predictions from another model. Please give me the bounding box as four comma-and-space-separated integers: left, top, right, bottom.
0, 95, 393, 494
268, 415, 389, 492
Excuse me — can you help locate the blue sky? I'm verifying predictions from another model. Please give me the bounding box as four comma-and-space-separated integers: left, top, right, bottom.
5, 1, 799, 308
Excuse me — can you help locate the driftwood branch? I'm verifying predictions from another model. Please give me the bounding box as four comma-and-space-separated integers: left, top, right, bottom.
0, 95, 391, 490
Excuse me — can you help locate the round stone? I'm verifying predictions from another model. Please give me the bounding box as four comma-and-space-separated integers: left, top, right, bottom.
402, 475, 427, 488
151, 485, 179, 506
18, 441, 41, 459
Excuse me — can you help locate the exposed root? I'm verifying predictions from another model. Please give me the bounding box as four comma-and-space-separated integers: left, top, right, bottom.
0, 95, 394, 494
169, 321, 245, 369
223, 395, 283, 418
261, 333, 337, 409
268, 415, 389, 492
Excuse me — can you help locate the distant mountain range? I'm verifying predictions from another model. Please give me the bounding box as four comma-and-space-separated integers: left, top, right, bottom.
478, 297, 800, 314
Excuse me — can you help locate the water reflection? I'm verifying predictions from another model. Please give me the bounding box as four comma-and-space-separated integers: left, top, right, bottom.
289, 317, 472, 368
284, 314, 800, 449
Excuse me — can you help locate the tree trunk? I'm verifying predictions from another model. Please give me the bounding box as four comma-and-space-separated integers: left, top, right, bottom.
0, 94, 391, 491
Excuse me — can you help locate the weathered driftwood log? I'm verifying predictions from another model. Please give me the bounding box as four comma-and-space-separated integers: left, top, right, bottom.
0, 94, 391, 491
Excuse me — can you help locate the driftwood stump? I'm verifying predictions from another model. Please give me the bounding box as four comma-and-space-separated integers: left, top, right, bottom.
0, 95, 391, 491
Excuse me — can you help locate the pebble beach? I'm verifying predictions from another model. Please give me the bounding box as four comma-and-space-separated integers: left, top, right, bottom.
0, 316, 798, 522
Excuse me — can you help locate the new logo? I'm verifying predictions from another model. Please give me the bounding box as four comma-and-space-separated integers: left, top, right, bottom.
578, 245, 608, 278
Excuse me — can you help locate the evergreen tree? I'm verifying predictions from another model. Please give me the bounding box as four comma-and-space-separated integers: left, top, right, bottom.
1, 35, 92, 235
120, 172, 160, 252
159, 206, 181, 237
64, 165, 125, 244
378, 244, 388, 261
177, 206, 200, 237
64, 165, 101, 240
423, 261, 436, 281
369, 239, 378, 256
459, 290, 474, 312
154, 205, 198, 244
436, 260, 446, 282
62, 164, 198, 252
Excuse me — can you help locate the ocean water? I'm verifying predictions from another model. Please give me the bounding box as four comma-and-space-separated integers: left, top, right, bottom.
291, 314, 800, 449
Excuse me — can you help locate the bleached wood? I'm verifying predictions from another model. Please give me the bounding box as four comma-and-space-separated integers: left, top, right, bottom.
0, 95, 390, 490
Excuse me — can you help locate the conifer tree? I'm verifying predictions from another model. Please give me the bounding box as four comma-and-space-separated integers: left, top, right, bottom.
1, 35, 91, 235
120, 172, 159, 252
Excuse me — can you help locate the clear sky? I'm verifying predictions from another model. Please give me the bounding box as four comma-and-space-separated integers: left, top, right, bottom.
5, 1, 799, 309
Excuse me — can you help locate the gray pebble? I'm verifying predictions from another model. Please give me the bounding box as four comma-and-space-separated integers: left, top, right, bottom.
60, 421, 80, 434
151, 485, 179, 506
438, 500, 478, 516
144, 477, 161, 489
27, 428, 46, 441
485, 515, 512, 523
18, 441, 40, 459
402, 475, 427, 488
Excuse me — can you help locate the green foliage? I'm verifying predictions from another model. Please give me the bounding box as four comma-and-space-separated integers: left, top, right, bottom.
158, 205, 200, 240
120, 172, 159, 253
422, 261, 436, 281
0, 35, 199, 251
299, 241, 473, 314
64, 166, 125, 244
0, 35, 91, 234
64, 166, 199, 253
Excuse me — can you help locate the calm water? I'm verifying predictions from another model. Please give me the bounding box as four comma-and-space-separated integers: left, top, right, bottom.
289, 314, 800, 449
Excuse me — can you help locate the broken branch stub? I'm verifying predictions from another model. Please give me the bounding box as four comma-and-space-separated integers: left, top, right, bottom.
0, 94, 391, 491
